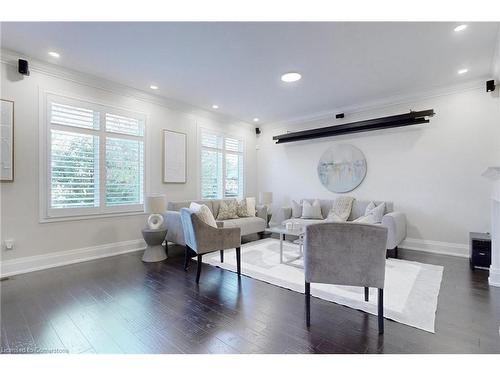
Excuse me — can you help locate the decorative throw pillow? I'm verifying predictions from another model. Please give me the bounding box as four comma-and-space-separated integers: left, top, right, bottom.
216, 200, 239, 220
291, 200, 302, 218
237, 199, 251, 217
245, 197, 256, 217
353, 214, 377, 224
365, 201, 386, 223
325, 212, 343, 222
301, 199, 323, 219
189, 202, 217, 228
329, 196, 354, 222
364, 201, 376, 215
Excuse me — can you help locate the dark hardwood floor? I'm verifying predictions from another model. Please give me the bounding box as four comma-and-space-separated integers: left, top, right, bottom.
1, 237, 499, 354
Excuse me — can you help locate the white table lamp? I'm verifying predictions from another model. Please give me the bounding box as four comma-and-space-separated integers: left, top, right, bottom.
144, 194, 167, 230
260, 192, 273, 206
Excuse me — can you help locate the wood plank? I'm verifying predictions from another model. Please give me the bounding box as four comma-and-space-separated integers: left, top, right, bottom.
48, 314, 92, 354
1, 243, 499, 354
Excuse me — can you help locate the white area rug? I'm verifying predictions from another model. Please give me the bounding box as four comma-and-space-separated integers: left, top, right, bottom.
204, 238, 444, 333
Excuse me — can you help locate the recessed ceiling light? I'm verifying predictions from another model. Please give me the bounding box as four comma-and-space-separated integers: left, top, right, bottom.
212, 104, 219, 109
48, 51, 60, 58
454, 24, 468, 32
458, 68, 468, 75
253, 118, 260, 122
150, 85, 159, 90
281, 72, 302, 83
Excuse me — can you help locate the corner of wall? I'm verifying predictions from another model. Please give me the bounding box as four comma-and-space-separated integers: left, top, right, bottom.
493, 26, 500, 81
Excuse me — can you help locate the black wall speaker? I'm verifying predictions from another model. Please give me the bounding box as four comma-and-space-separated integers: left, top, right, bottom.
336, 113, 345, 119
486, 80, 496, 92
255, 127, 261, 135
18, 59, 30, 76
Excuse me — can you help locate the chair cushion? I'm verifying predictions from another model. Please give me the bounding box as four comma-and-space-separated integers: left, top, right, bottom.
222, 217, 266, 236
189, 202, 217, 228
282, 218, 326, 227
353, 214, 377, 224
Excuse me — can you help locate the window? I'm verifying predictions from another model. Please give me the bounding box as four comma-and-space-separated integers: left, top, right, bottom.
200, 128, 244, 199
43, 94, 145, 219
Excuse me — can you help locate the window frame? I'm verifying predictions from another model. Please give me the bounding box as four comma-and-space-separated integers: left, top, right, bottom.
39, 91, 147, 222
199, 127, 245, 200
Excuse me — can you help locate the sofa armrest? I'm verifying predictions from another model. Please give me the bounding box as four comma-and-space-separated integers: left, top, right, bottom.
381, 211, 407, 249
282, 207, 292, 221
164, 210, 186, 246
256, 205, 268, 221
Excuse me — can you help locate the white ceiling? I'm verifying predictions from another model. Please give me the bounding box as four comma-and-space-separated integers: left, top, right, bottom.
1, 22, 499, 124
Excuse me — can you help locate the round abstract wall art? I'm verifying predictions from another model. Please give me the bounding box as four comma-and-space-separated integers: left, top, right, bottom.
317, 144, 367, 193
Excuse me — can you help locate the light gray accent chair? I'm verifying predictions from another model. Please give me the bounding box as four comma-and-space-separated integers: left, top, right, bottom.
180, 208, 241, 283
304, 222, 388, 334
282, 199, 406, 257
165, 199, 267, 246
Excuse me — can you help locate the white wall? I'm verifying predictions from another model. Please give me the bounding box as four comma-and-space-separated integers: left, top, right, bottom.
1, 48, 499, 272
488, 32, 500, 286
0, 52, 257, 266
257, 87, 500, 255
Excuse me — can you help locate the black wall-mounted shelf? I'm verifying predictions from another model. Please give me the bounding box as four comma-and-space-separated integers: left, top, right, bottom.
272, 109, 435, 144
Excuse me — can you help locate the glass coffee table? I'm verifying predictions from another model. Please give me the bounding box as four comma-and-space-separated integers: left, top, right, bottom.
266, 226, 305, 266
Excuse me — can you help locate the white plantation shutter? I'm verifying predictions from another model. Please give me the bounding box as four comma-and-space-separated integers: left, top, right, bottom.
45, 95, 145, 218
106, 137, 144, 206
201, 148, 223, 199
224, 137, 242, 153
200, 128, 244, 199
50, 102, 99, 130
224, 136, 243, 198
105, 113, 144, 136
50, 130, 99, 208
224, 153, 243, 198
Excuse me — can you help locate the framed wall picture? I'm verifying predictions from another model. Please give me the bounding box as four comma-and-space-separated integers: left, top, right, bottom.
162, 129, 187, 183
0, 99, 14, 182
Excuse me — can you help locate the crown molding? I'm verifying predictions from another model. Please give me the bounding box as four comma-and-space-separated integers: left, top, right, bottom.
2, 47, 494, 130
0, 48, 254, 129
264, 78, 487, 128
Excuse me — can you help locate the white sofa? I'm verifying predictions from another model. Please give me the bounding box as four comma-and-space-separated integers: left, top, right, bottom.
281, 199, 406, 252
165, 199, 268, 247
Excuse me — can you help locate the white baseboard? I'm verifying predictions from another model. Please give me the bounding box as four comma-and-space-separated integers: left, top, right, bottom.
0, 239, 146, 277
401, 237, 469, 258
0, 236, 470, 277
488, 267, 500, 287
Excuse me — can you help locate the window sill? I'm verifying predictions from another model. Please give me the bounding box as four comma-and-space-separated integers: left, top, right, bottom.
39, 210, 146, 224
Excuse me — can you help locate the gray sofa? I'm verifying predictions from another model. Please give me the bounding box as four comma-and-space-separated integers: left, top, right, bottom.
165, 199, 268, 246
282, 199, 406, 251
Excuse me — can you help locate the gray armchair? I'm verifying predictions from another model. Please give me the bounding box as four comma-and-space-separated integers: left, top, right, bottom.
180, 208, 242, 283
304, 222, 388, 334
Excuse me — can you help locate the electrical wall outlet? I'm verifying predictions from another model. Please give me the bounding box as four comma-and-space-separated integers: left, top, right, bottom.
4, 239, 14, 250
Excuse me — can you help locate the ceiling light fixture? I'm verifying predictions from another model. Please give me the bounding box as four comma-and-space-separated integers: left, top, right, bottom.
253, 118, 259, 122
150, 85, 159, 90
454, 24, 468, 32
281, 72, 302, 83
212, 104, 219, 109
458, 68, 468, 75
48, 51, 60, 58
